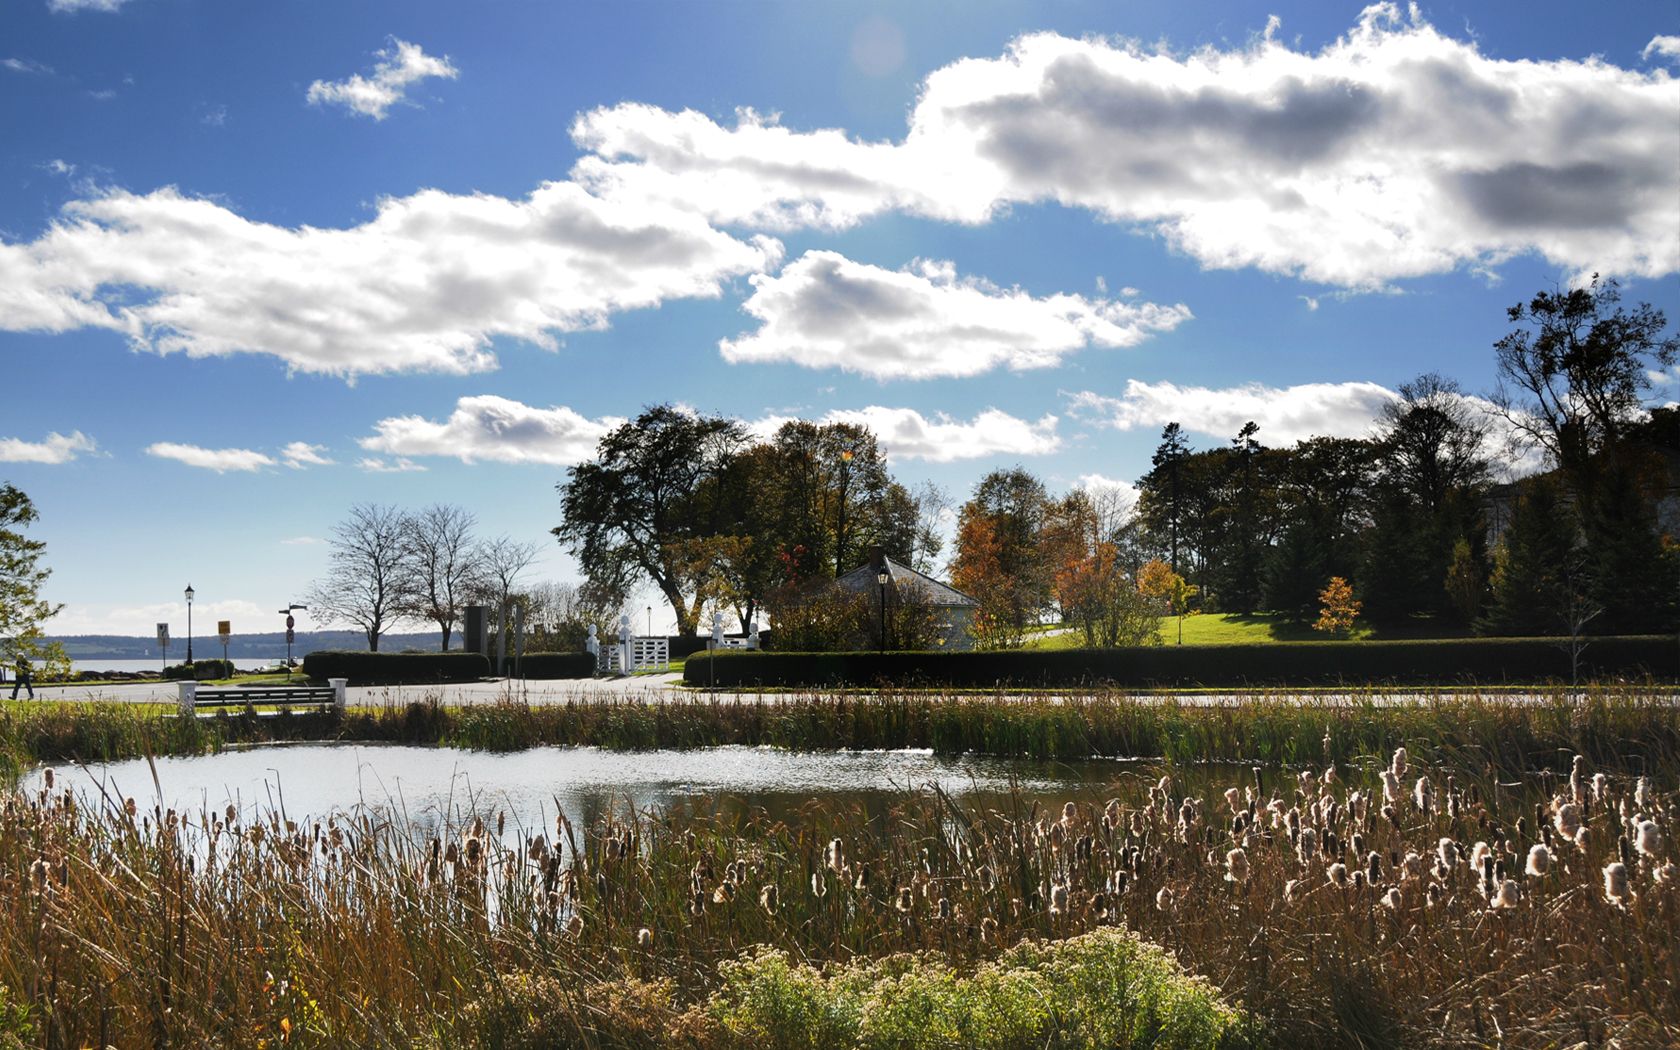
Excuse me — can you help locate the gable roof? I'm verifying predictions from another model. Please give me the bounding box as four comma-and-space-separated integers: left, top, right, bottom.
834, 554, 978, 608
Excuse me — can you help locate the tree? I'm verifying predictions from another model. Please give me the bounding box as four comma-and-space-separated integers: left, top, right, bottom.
1313, 577, 1361, 637
1148, 423, 1190, 573
477, 535, 542, 670
905, 480, 951, 577
1480, 476, 1584, 637
951, 468, 1053, 641
402, 504, 482, 651
305, 503, 409, 652
949, 512, 1022, 650
1137, 559, 1196, 645
0, 484, 67, 676
556, 405, 749, 636
1443, 537, 1486, 625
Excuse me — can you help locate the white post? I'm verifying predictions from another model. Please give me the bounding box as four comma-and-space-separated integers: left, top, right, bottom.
177, 681, 197, 717
710, 611, 725, 652
329, 677, 347, 715
747, 619, 760, 650
586, 624, 600, 671
617, 614, 632, 674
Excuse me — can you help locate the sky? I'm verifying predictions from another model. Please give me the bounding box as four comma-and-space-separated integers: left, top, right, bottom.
2, 0, 1676, 638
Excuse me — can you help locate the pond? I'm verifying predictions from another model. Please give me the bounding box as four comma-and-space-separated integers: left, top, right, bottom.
28, 743, 1179, 841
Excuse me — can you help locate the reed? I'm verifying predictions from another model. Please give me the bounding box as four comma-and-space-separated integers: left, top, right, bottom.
0, 745, 1674, 1046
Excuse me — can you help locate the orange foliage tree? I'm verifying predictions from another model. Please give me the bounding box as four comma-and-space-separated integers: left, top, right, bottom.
1314, 576, 1362, 636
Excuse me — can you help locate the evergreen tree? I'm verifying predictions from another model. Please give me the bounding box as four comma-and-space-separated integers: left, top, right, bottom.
1481, 476, 1582, 636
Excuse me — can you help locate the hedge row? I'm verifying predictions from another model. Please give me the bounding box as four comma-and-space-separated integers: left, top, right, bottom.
162, 659, 234, 681
301, 650, 490, 685
683, 636, 1680, 689
516, 651, 596, 679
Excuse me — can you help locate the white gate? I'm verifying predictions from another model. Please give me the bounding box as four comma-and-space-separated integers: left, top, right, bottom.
631, 636, 669, 672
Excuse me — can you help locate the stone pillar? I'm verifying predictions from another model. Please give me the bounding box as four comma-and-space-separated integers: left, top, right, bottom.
177, 681, 197, 718
329, 677, 347, 715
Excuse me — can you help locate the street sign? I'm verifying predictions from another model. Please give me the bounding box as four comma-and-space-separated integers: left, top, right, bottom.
286, 615, 295, 630
156, 623, 169, 649
217, 620, 231, 641
286, 627, 295, 644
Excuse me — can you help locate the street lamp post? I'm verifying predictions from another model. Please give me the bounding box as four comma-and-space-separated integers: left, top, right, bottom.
278, 603, 307, 679
184, 584, 195, 665
876, 565, 889, 654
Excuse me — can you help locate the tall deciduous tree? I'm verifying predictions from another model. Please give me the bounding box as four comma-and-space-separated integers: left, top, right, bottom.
0, 484, 67, 674
305, 503, 408, 652
402, 504, 481, 651
555, 405, 748, 636
951, 468, 1052, 644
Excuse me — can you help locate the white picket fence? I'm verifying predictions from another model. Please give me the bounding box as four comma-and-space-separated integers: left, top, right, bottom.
598, 636, 669, 673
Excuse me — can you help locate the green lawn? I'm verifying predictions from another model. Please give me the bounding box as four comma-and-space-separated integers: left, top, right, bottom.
1031, 611, 1474, 648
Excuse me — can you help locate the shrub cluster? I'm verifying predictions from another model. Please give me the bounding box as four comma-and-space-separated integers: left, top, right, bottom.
161, 659, 234, 681
514, 651, 596, 680
300, 650, 489, 685
684, 636, 1680, 689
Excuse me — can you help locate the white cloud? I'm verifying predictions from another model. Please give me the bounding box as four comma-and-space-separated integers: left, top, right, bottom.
41, 159, 75, 177
358, 457, 427, 473
803, 406, 1061, 462
1069, 380, 1398, 446
0, 183, 781, 377
145, 442, 275, 473
281, 441, 333, 469
279, 536, 321, 546
1076, 472, 1141, 502
48, 598, 272, 637
307, 39, 458, 120
1643, 36, 1680, 62
574, 7, 1679, 286
360, 395, 619, 465
2, 57, 53, 74
46, 0, 128, 13
0, 430, 96, 464
720, 251, 1190, 379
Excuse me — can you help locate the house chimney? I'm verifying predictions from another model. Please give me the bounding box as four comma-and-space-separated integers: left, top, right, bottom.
869, 544, 885, 570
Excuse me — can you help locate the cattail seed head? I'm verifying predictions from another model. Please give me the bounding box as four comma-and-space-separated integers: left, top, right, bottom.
896, 886, 914, 913
1438, 838, 1458, 870
1381, 770, 1402, 806
1414, 777, 1432, 813
1155, 886, 1174, 912
1555, 802, 1583, 844
1493, 879, 1520, 909
1635, 776, 1651, 811
1328, 862, 1349, 888
1049, 882, 1069, 916
1226, 847, 1249, 884
1403, 851, 1424, 880
1591, 772, 1608, 807
1382, 887, 1402, 910
759, 884, 778, 915
811, 871, 827, 897
1603, 862, 1632, 905
1224, 787, 1241, 814
637, 927, 653, 947
1526, 843, 1551, 877
1635, 820, 1662, 858
980, 915, 998, 941
1366, 851, 1382, 884
825, 838, 846, 874
1391, 747, 1408, 779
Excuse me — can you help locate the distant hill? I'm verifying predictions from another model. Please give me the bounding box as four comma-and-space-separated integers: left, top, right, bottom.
47, 631, 459, 660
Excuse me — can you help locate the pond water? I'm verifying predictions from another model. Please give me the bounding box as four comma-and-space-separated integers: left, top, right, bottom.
29, 744, 1164, 840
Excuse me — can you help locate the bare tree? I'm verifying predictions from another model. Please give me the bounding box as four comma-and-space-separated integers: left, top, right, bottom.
907, 479, 952, 576
305, 504, 408, 651
401, 504, 482, 651
477, 535, 542, 671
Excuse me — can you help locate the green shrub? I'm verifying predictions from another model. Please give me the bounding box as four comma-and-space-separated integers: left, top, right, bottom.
515, 651, 596, 679
162, 659, 234, 681
300, 650, 490, 685
684, 636, 1679, 688
708, 927, 1245, 1050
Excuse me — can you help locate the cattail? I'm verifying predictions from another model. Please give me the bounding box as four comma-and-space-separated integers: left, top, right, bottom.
637, 927, 653, 947
1413, 777, 1433, 814
825, 838, 846, 874
1426, 881, 1444, 907
1092, 891, 1110, 920
1155, 886, 1174, 912
1284, 878, 1301, 902
854, 863, 871, 892
1654, 862, 1676, 885
1380, 770, 1402, 806
1635, 776, 1651, 811
1470, 841, 1491, 871
1526, 843, 1551, 877
1351, 869, 1368, 890
124, 797, 138, 819
1297, 826, 1318, 863
1555, 802, 1583, 844
1635, 820, 1662, 858
1224, 787, 1241, 814
1324, 765, 1338, 787
1366, 851, 1382, 884
1049, 883, 1069, 916
1591, 772, 1608, 807
1327, 862, 1349, 888
980, 915, 999, 942
1492, 879, 1520, 909
1226, 847, 1249, 884
1391, 747, 1407, 778
1570, 756, 1586, 804
712, 882, 734, 905
1062, 801, 1078, 826
1382, 887, 1402, 910
811, 871, 827, 897
759, 884, 778, 915
1348, 791, 1366, 824
43, 769, 53, 790
896, 886, 914, 914
936, 896, 952, 921
1103, 799, 1122, 832
1299, 769, 1317, 796
1603, 862, 1632, 905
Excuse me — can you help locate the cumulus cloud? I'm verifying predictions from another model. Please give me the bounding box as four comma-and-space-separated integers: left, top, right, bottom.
1643, 36, 1680, 63
720, 251, 1191, 379
574, 6, 1679, 286
280, 442, 333, 469
1076, 472, 1141, 503
307, 39, 458, 120
360, 395, 619, 465
145, 442, 275, 473
357, 457, 427, 473
46, 0, 128, 13
1069, 380, 1398, 445
0, 430, 96, 464
761, 405, 1062, 462
0, 183, 781, 377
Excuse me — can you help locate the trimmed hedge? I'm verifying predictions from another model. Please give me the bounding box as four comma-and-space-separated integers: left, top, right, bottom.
684, 636, 1680, 689
301, 650, 490, 685
516, 651, 596, 679
162, 659, 235, 681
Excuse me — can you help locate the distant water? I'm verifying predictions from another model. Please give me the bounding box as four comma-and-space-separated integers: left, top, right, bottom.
48, 658, 286, 676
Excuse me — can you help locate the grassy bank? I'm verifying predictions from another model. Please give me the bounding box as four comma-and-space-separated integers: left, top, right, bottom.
2, 744, 1673, 1046
2, 688, 1678, 780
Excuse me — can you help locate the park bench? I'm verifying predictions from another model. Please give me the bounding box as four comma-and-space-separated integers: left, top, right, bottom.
177, 678, 347, 717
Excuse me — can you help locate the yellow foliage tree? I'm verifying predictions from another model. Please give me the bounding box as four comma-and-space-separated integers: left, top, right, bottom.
1136, 559, 1197, 645
1313, 576, 1361, 637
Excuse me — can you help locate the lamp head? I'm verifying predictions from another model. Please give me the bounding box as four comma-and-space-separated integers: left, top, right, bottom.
877, 568, 889, 586
184, 584, 194, 602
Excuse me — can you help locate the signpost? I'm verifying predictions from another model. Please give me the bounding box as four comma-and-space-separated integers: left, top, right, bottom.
156, 622, 170, 673
278, 604, 306, 680
217, 620, 231, 668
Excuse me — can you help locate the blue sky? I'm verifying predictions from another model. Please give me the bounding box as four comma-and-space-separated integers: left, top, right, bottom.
2, 0, 1676, 637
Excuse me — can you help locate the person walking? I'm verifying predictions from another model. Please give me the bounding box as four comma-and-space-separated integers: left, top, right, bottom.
10, 655, 33, 700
